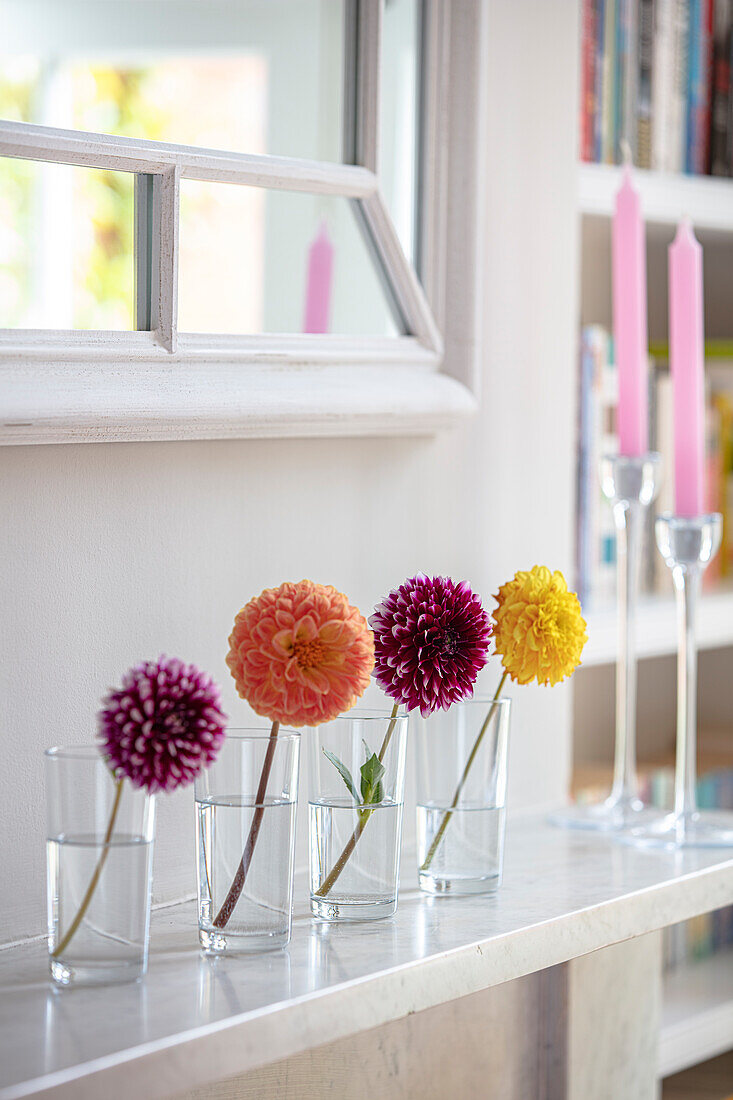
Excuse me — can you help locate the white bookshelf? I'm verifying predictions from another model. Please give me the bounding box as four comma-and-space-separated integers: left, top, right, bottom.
576, 161, 733, 1084
579, 161, 733, 235
660, 949, 733, 1078
583, 586, 733, 667
576, 158, 733, 672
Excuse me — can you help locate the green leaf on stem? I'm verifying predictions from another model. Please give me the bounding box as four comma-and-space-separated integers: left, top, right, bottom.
323, 748, 361, 805
360, 752, 386, 806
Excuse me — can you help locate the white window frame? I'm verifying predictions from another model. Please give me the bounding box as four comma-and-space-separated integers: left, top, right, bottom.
0, 0, 486, 445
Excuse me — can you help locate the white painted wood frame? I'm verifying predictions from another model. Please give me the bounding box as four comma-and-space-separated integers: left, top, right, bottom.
0, 0, 486, 445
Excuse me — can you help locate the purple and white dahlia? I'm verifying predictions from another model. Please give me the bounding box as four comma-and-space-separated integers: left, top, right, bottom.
369, 575, 491, 716
98, 656, 227, 793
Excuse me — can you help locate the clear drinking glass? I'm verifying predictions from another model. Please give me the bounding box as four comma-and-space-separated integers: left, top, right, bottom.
308, 710, 408, 921
415, 697, 511, 895
45, 747, 155, 986
195, 730, 300, 954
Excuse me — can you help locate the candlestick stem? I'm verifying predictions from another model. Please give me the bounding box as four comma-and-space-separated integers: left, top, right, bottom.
610, 487, 641, 807
674, 558, 700, 821
621, 512, 733, 848
550, 453, 661, 831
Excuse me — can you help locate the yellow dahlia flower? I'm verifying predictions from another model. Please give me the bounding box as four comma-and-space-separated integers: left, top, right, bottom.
492, 566, 587, 686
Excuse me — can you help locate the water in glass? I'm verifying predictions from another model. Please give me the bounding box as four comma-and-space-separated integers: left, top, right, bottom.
197, 795, 296, 952
47, 832, 153, 985
417, 803, 505, 895
309, 797, 403, 920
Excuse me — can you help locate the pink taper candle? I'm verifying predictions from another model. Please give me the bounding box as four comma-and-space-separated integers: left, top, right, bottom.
303, 220, 334, 334
612, 166, 649, 456
669, 219, 705, 517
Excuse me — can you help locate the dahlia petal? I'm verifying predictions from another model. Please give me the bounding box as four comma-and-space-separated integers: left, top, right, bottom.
319, 619, 346, 644
271, 629, 295, 657
294, 615, 318, 643
284, 658, 306, 684
302, 667, 331, 694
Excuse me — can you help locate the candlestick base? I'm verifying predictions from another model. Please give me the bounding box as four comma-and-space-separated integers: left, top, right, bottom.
620, 809, 733, 850
621, 513, 728, 850
551, 453, 662, 833
549, 796, 657, 833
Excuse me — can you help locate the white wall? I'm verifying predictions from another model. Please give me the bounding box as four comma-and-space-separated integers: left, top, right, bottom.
0, 0, 580, 945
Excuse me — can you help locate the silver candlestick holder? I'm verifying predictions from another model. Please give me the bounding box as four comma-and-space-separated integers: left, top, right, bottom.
622, 511, 733, 848
551, 452, 662, 831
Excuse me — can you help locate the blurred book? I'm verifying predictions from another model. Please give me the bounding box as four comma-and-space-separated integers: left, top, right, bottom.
576, 326, 618, 607
580, 0, 732, 175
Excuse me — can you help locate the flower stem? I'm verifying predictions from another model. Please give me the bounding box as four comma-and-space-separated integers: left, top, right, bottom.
52, 775, 125, 959
213, 720, 280, 929
314, 703, 400, 899
420, 671, 509, 874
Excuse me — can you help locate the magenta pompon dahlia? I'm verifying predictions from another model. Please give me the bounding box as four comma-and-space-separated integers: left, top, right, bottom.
369, 575, 492, 716
98, 656, 227, 793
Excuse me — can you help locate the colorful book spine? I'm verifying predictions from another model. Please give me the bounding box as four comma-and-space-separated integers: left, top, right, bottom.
637, 0, 655, 166
728, 1, 733, 171
711, 390, 733, 575
703, 398, 724, 589
651, 365, 675, 590
700, 0, 715, 170
577, 331, 596, 603
652, 0, 676, 168
583, 0, 733, 173
669, 0, 691, 171
710, 0, 732, 175
686, 0, 702, 169
616, 0, 631, 158
576, 326, 619, 606
686, 0, 714, 172
581, 0, 598, 160
603, 0, 619, 161
595, 0, 608, 160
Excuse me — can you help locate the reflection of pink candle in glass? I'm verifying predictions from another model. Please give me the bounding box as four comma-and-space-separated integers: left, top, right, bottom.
612, 167, 648, 456
669, 219, 705, 517
303, 221, 333, 334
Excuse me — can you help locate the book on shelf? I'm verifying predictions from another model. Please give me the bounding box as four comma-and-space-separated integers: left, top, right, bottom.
616, 0, 639, 161
576, 327, 733, 605
580, 0, 733, 175
581, 0, 597, 161
576, 326, 618, 607
637, 0, 655, 166
667, 0, 690, 173
711, 0, 733, 174
603, 0, 618, 162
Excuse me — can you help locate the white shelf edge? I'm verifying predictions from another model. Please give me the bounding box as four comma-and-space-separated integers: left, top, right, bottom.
3, 821, 733, 1099
659, 948, 733, 1078
578, 162, 733, 235
581, 588, 733, 667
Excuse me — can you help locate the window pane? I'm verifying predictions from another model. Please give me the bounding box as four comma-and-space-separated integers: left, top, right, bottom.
178, 181, 401, 337
380, 0, 421, 266
0, 157, 134, 329
0, 0, 346, 162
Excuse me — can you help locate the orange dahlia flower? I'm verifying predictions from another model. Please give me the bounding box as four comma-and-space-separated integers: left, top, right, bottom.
226, 580, 375, 727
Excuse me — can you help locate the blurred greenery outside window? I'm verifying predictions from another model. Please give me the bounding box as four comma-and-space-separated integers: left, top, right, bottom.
0, 0, 420, 336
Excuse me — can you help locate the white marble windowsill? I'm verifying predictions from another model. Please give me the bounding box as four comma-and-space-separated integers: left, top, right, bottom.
2, 814, 733, 1100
